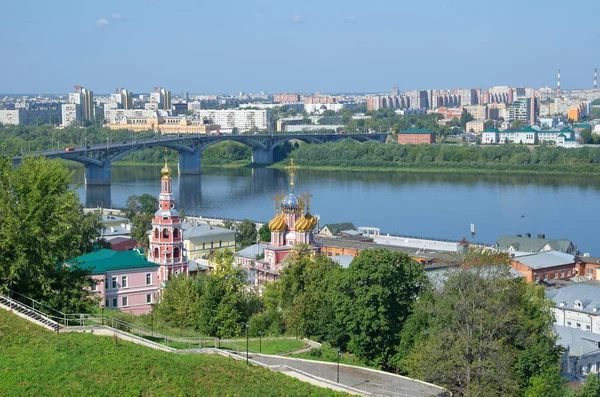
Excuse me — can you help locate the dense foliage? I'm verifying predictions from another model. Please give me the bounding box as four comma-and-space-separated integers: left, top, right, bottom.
290, 139, 600, 173
0, 156, 105, 313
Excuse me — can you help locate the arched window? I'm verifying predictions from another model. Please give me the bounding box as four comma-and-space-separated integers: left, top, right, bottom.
162, 228, 169, 238
153, 248, 159, 258
173, 228, 179, 238
174, 247, 180, 258
154, 229, 159, 238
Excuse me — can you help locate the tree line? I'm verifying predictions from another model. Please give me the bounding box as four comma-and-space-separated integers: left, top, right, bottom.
289, 139, 600, 173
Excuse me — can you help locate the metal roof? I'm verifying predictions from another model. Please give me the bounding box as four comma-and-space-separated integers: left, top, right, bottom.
546, 284, 600, 315
513, 250, 575, 270
237, 244, 265, 259
180, 221, 235, 239
68, 249, 158, 275
555, 325, 600, 357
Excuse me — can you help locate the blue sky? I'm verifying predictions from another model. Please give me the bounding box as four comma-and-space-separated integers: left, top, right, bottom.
2, 0, 599, 94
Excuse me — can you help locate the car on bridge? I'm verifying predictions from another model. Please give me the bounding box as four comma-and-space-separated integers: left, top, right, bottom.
65, 147, 75, 152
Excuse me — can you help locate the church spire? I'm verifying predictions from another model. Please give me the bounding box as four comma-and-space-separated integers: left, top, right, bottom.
284, 158, 298, 192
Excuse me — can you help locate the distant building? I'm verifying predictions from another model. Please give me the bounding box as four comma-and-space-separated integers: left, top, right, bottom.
465, 120, 485, 133
193, 109, 270, 132
304, 103, 344, 114
105, 115, 220, 135
0, 108, 60, 125
481, 127, 500, 143
498, 233, 577, 255
318, 222, 357, 237
61, 103, 80, 127
538, 127, 575, 144
150, 87, 172, 110
62, 86, 94, 126
498, 126, 538, 144
508, 97, 538, 125
555, 325, 600, 379
547, 284, 600, 334
397, 129, 436, 144
274, 94, 301, 103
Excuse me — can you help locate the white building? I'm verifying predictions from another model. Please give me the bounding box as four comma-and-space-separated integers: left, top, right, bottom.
304, 103, 344, 114
481, 127, 499, 144
0, 109, 60, 126
538, 127, 575, 144
104, 109, 171, 124
61, 103, 80, 127
498, 126, 538, 144
193, 109, 271, 132
547, 284, 600, 334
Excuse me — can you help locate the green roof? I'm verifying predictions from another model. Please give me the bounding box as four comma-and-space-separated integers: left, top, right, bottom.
560, 127, 575, 133
398, 129, 434, 134
557, 133, 566, 138
483, 127, 499, 133
574, 123, 591, 129
321, 222, 356, 236
497, 235, 574, 253
68, 249, 158, 275
519, 126, 538, 133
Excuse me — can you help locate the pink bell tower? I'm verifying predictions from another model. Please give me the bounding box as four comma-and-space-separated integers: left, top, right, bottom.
149, 157, 187, 284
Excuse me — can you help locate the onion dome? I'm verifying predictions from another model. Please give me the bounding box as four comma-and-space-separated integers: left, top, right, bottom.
295, 212, 317, 232
281, 192, 301, 213
161, 158, 172, 180
268, 213, 287, 232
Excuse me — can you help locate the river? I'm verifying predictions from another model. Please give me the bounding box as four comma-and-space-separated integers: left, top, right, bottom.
73, 165, 600, 255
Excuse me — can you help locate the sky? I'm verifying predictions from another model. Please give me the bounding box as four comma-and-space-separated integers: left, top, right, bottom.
2, 0, 600, 94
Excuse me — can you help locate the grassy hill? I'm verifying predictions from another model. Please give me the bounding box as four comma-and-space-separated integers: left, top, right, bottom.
0, 310, 344, 396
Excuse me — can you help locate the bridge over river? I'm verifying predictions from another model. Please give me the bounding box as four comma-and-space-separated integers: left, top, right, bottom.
13, 132, 388, 186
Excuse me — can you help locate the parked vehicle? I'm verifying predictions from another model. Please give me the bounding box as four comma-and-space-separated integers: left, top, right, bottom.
65, 147, 75, 152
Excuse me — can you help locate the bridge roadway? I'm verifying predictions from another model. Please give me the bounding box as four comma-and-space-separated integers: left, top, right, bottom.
12, 132, 388, 186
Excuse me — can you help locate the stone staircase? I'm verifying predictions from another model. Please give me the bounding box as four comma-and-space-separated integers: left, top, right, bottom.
0, 293, 61, 331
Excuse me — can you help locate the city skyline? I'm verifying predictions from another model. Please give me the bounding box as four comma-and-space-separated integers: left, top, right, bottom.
2, 0, 600, 93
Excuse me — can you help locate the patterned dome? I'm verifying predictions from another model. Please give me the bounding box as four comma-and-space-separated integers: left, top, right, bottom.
281, 193, 301, 213
295, 212, 317, 232
268, 213, 287, 232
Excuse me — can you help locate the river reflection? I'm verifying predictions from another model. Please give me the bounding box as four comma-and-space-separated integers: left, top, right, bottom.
74, 165, 600, 254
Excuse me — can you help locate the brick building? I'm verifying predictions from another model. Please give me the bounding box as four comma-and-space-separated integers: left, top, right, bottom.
397, 129, 436, 144
510, 250, 577, 283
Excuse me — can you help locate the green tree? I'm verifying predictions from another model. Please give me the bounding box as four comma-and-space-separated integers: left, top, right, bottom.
580, 128, 592, 144
335, 249, 427, 368
236, 219, 258, 249
0, 156, 104, 313
460, 112, 474, 129
153, 274, 202, 329
258, 223, 271, 242
130, 213, 153, 248
512, 119, 524, 129
573, 374, 600, 397
125, 193, 158, 219
400, 262, 562, 397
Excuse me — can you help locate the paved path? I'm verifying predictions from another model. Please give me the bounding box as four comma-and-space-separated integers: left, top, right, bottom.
250, 354, 447, 397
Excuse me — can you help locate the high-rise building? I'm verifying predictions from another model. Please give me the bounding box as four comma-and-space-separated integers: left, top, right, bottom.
66, 86, 94, 123
61, 103, 80, 127
151, 87, 172, 110
194, 109, 271, 132
113, 88, 133, 110
508, 97, 538, 124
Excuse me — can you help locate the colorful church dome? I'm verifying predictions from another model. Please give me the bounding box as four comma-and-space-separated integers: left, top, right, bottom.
281, 192, 301, 213
294, 212, 317, 232
268, 213, 287, 232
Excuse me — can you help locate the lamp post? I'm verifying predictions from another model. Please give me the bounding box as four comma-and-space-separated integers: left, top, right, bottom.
101, 304, 104, 326
258, 330, 262, 354
337, 347, 341, 383
245, 323, 249, 365
151, 311, 154, 337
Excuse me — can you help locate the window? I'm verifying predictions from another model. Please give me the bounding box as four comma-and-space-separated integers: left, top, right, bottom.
577, 323, 581, 329
105, 278, 109, 289
154, 229, 159, 238
567, 321, 572, 326
154, 248, 159, 258
588, 268, 594, 275
146, 294, 153, 304
105, 299, 109, 308
173, 228, 179, 238
111, 277, 117, 289
202, 243, 206, 250
121, 276, 128, 288
122, 296, 128, 307
91, 282, 97, 292
586, 325, 591, 331
162, 228, 169, 238
146, 273, 152, 285
112, 298, 117, 308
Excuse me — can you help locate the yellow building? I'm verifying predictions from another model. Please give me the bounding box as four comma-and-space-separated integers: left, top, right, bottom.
182, 221, 236, 261
106, 116, 220, 134
568, 108, 580, 122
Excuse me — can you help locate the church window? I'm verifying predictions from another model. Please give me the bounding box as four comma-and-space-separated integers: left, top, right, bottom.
174, 247, 180, 258
154, 248, 159, 258
154, 229, 159, 238
163, 228, 169, 238
146, 273, 152, 285
173, 228, 179, 238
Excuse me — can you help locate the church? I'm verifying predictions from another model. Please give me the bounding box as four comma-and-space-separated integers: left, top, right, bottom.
236, 159, 320, 292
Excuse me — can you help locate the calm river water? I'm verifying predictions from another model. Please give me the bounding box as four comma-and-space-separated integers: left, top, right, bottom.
73, 166, 600, 254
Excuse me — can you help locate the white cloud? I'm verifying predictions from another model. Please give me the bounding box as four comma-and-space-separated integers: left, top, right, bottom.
292, 14, 303, 24
96, 18, 109, 27
112, 13, 122, 19
344, 15, 356, 23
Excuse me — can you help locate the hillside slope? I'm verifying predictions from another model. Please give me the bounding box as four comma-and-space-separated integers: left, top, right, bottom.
0, 310, 343, 396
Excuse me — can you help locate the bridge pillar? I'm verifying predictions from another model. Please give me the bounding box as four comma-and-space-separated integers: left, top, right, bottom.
178, 149, 202, 175
251, 147, 273, 166
84, 163, 111, 186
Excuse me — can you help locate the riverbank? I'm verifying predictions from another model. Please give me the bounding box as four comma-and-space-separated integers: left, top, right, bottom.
268, 161, 600, 176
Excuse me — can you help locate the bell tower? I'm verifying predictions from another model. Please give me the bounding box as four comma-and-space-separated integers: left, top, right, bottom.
149, 156, 187, 283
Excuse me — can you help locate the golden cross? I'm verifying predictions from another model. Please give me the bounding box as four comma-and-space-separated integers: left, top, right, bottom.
164, 148, 169, 164
284, 158, 299, 190
271, 192, 284, 215
301, 190, 313, 212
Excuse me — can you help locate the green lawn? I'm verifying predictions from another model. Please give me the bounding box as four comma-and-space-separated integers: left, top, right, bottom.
291, 343, 374, 370
0, 310, 345, 396
220, 339, 306, 355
